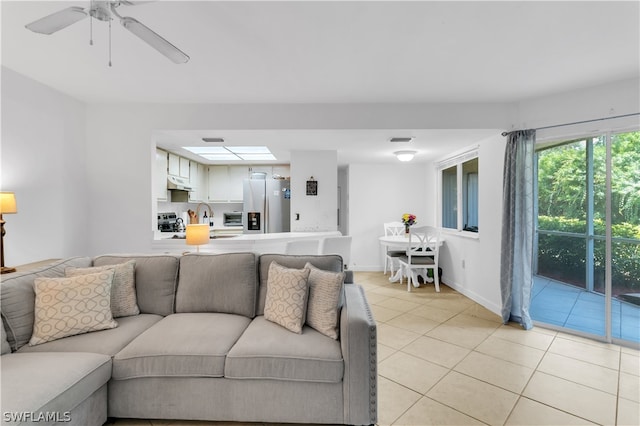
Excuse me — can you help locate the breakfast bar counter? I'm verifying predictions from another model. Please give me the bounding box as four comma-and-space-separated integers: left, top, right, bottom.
152, 231, 341, 255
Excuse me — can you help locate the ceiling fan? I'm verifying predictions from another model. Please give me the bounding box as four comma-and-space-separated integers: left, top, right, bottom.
25, 1, 189, 65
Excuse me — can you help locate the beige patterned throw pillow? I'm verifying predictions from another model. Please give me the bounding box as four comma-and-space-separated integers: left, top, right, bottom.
264, 262, 311, 334
305, 263, 345, 339
29, 271, 118, 346
66, 260, 139, 317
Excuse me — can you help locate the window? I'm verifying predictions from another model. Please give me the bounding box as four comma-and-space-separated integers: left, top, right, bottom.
438, 150, 479, 233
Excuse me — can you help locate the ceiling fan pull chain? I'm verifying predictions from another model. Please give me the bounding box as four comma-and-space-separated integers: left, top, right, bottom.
108, 17, 112, 67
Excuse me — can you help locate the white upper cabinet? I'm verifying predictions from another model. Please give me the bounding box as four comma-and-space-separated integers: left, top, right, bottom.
189, 162, 208, 202
168, 153, 180, 176
155, 149, 169, 201
179, 157, 190, 179
228, 166, 249, 202
207, 165, 248, 203
272, 165, 291, 178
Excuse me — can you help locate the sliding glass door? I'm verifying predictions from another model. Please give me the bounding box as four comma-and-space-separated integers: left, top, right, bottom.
532, 131, 640, 345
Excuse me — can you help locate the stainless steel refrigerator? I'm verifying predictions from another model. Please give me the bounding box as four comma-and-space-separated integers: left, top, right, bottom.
243, 179, 291, 234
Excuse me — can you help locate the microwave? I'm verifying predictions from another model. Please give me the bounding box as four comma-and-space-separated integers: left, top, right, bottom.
223, 212, 243, 226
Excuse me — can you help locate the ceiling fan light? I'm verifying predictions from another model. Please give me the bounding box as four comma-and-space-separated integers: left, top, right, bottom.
395, 151, 416, 162
120, 17, 190, 64
25, 6, 88, 34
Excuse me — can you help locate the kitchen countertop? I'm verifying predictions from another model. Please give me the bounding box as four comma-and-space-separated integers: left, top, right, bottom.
152, 231, 342, 255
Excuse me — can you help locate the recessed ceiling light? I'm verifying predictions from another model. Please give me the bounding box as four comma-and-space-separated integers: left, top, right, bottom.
183, 146, 276, 162
238, 153, 277, 161
201, 154, 241, 161
184, 146, 228, 154
226, 146, 271, 154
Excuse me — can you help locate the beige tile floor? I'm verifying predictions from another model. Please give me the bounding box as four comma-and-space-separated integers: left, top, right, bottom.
108, 271, 640, 426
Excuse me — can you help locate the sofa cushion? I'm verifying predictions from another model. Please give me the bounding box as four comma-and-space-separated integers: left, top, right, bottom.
225, 316, 344, 383
175, 253, 258, 318
1, 352, 111, 420
66, 260, 140, 318
305, 263, 345, 339
0, 257, 92, 351
113, 313, 251, 379
18, 314, 162, 357
29, 271, 118, 346
264, 262, 310, 334
93, 255, 179, 316
257, 254, 343, 316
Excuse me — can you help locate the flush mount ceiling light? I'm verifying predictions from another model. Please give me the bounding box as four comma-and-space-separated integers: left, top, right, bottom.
25, 1, 189, 66
394, 151, 417, 162
183, 146, 276, 161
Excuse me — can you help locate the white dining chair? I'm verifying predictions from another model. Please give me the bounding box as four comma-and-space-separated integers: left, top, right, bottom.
397, 225, 441, 292
383, 222, 406, 276
285, 239, 320, 255
319, 236, 352, 270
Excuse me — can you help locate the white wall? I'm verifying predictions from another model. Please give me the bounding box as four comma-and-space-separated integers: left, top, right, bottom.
348, 163, 428, 270
1, 67, 88, 265
3, 67, 636, 318
82, 101, 511, 257
290, 150, 337, 232
424, 136, 506, 313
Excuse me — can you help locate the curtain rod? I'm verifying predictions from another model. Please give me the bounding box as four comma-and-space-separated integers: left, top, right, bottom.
501, 112, 640, 137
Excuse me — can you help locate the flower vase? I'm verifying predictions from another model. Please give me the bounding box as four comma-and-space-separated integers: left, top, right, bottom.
405, 224, 410, 234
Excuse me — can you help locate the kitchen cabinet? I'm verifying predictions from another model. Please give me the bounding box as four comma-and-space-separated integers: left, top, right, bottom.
272, 165, 291, 178
228, 166, 248, 201
189, 162, 208, 202
168, 153, 191, 179
179, 157, 190, 179
249, 165, 290, 179
168, 153, 180, 176
155, 149, 169, 201
249, 166, 272, 178
207, 165, 248, 203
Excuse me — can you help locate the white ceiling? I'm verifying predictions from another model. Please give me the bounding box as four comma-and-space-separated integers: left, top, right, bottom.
3, 1, 639, 164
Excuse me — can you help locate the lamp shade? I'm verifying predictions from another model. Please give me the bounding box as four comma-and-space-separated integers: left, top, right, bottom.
0, 192, 17, 214
186, 224, 209, 246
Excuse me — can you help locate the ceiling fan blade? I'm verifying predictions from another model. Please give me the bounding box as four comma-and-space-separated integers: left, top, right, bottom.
120, 17, 189, 64
25, 6, 88, 35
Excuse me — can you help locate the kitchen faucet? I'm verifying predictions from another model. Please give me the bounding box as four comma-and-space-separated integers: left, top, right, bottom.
196, 203, 213, 224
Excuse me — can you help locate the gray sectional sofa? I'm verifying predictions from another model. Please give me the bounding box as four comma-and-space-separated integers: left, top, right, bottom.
1, 253, 377, 426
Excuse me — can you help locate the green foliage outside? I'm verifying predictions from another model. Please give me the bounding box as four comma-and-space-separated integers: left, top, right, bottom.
537, 216, 640, 294
536, 131, 640, 295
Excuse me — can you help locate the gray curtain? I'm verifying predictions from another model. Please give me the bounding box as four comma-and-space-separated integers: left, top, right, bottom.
500, 129, 536, 329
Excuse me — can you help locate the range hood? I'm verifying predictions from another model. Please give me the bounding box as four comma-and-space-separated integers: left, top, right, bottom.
167, 175, 193, 192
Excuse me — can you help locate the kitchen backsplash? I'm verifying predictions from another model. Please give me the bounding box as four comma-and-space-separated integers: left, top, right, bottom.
157, 201, 243, 226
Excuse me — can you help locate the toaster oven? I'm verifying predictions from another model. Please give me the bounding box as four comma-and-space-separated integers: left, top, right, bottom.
223, 212, 243, 226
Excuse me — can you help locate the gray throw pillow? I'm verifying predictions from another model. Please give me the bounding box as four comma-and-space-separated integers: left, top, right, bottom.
66, 260, 139, 317
305, 263, 345, 339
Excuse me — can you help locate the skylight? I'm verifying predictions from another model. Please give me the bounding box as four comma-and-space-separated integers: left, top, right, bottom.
183, 146, 276, 161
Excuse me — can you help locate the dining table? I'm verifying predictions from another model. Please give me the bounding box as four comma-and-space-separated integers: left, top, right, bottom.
378, 234, 445, 285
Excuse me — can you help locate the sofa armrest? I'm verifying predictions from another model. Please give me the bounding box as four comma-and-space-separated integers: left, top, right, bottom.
340, 284, 377, 425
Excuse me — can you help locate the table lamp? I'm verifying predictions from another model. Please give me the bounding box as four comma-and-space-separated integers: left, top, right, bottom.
186, 224, 209, 253
1, 192, 17, 274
